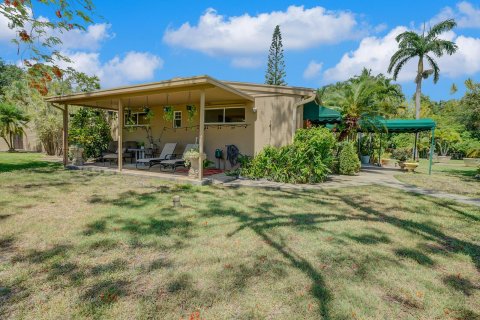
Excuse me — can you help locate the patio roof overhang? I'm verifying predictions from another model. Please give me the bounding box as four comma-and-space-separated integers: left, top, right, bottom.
45, 75, 254, 110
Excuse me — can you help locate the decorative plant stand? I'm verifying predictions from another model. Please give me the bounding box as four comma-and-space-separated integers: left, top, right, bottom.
404, 162, 419, 173
69, 146, 85, 166
463, 158, 480, 167
185, 153, 206, 178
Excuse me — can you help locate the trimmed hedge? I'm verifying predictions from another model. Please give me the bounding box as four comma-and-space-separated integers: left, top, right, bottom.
339, 142, 361, 175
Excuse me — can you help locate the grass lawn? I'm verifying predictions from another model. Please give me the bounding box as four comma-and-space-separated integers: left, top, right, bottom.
1, 153, 479, 319
395, 159, 480, 199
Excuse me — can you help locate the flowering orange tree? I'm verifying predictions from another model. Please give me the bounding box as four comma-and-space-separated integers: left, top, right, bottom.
0, 0, 95, 95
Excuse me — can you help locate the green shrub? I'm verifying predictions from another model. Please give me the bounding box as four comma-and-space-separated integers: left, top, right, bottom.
466, 148, 480, 158
69, 108, 112, 158
241, 127, 336, 183
338, 142, 360, 175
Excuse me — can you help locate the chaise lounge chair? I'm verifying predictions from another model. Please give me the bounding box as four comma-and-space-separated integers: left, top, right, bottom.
159, 144, 198, 172
135, 143, 177, 169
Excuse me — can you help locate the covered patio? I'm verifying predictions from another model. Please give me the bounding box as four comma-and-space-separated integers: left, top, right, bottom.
46, 76, 255, 183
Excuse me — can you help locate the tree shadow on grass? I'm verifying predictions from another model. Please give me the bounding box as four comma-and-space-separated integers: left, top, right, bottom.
198, 199, 334, 319
326, 189, 480, 271
347, 233, 391, 245
442, 275, 479, 296
394, 248, 435, 266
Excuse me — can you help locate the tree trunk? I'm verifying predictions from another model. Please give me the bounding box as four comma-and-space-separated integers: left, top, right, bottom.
8, 133, 14, 152
2, 136, 12, 151
413, 57, 424, 159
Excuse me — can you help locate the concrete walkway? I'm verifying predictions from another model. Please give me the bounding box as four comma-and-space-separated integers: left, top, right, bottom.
223, 166, 480, 207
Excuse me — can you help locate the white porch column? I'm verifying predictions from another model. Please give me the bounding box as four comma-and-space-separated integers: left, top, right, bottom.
198, 90, 205, 181
62, 104, 68, 166
118, 100, 123, 172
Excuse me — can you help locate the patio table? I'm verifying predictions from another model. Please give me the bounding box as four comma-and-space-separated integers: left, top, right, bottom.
129, 148, 146, 162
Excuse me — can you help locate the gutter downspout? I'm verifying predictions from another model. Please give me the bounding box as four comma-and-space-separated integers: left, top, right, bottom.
292, 95, 316, 141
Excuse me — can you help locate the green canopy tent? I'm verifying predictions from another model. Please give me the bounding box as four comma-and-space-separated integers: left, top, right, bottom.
359, 118, 436, 175
303, 102, 342, 125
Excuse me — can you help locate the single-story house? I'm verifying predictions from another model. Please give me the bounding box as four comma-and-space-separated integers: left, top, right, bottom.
46, 75, 317, 180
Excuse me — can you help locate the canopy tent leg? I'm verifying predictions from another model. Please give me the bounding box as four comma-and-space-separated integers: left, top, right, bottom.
413, 133, 418, 161
378, 133, 383, 167
428, 128, 435, 175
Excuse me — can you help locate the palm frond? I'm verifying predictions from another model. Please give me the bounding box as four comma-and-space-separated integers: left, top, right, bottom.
392, 56, 414, 81
426, 19, 457, 41
388, 48, 416, 73
425, 54, 440, 83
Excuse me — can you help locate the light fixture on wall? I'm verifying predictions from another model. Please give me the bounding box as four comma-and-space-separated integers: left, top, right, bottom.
252, 107, 257, 113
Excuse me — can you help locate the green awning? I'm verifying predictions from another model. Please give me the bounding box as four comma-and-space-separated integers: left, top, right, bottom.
360, 118, 436, 133
303, 102, 342, 124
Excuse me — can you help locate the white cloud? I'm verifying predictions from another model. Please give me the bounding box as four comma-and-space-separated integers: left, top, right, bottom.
433, 1, 480, 28
231, 57, 263, 68
303, 60, 323, 80
323, 25, 480, 83
163, 6, 362, 57
62, 51, 164, 88
0, 10, 16, 41
58, 23, 113, 51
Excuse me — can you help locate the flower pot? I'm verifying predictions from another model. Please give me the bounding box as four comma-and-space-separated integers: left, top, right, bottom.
360, 155, 370, 165
463, 158, 480, 167
184, 153, 206, 178
69, 146, 84, 166
404, 162, 419, 173
381, 158, 395, 167
437, 155, 451, 163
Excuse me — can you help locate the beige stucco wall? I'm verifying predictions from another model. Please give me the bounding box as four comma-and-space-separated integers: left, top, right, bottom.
0, 125, 43, 152
252, 95, 303, 154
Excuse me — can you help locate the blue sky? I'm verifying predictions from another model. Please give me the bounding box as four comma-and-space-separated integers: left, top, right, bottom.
1, 0, 480, 101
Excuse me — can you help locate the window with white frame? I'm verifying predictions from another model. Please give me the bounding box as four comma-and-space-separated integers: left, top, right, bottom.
173, 111, 182, 128
205, 107, 245, 124
124, 112, 149, 126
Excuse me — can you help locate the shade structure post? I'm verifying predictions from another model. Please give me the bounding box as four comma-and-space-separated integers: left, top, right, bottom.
413, 133, 418, 161
62, 104, 68, 166
118, 100, 123, 172
429, 128, 435, 175
198, 90, 205, 181
378, 133, 383, 167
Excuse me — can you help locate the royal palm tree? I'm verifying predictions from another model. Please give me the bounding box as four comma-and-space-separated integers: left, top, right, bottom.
388, 19, 458, 119
0, 102, 30, 151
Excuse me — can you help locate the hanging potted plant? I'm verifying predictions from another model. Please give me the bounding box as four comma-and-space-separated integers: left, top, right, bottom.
143, 106, 154, 121
186, 105, 197, 127
163, 106, 174, 122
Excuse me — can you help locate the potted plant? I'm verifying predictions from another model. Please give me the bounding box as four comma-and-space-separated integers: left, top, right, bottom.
463, 148, 480, 167
163, 106, 174, 122
380, 152, 395, 167
404, 158, 419, 173
183, 148, 206, 178
359, 137, 371, 164
392, 148, 410, 170
69, 144, 85, 166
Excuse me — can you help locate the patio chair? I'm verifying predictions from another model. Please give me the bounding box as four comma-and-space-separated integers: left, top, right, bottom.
135, 143, 177, 169
101, 141, 136, 165
158, 143, 198, 172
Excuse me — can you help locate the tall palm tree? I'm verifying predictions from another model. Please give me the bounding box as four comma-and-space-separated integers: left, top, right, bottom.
388, 19, 458, 119
0, 103, 30, 151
